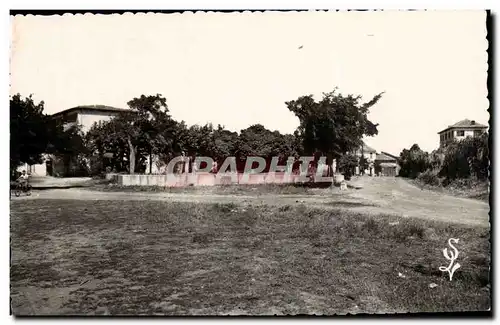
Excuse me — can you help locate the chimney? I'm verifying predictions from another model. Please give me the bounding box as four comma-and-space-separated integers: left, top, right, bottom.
471, 120, 476, 125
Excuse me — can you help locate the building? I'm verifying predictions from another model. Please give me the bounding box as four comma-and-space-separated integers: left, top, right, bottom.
438, 119, 488, 148
51, 105, 130, 133
352, 141, 377, 176
19, 105, 128, 177
375, 151, 400, 176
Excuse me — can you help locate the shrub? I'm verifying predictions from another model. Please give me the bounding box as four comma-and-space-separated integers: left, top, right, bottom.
338, 154, 358, 180
398, 144, 430, 179
416, 169, 442, 187
440, 133, 489, 181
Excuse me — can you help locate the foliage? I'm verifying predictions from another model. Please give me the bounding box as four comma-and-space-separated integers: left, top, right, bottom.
14, 88, 385, 178
236, 124, 301, 171
398, 144, 431, 179
359, 155, 369, 174
416, 169, 441, 187
286, 88, 382, 166
440, 133, 489, 181
428, 149, 445, 170
10, 94, 49, 177
402, 133, 489, 190
10, 94, 86, 178
85, 94, 177, 175
85, 120, 130, 174
337, 153, 358, 180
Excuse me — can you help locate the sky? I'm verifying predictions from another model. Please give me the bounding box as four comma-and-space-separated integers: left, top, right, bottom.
10, 10, 489, 155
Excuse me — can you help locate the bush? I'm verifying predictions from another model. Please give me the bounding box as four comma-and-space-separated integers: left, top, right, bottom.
338, 154, 358, 180
416, 169, 442, 187
398, 144, 430, 179
440, 133, 489, 181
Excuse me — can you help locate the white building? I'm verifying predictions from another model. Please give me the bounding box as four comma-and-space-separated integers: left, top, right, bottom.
352, 141, 377, 176
19, 105, 129, 176
438, 119, 488, 148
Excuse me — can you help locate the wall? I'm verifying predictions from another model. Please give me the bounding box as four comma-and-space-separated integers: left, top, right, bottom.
16, 154, 50, 176
115, 172, 328, 187
440, 128, 487, 147
453, 129, 475, 142
78, 110, 122, 133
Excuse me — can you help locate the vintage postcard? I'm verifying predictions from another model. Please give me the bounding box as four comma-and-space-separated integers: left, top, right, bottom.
9, 10, 490, 316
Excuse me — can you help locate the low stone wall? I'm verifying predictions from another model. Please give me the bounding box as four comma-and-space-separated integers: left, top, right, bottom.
114, 172, 318, 187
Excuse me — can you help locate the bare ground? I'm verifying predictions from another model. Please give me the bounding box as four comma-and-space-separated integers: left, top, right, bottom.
10, 200, 490, 315
15, 177, 490, 227
10, 177, 490, 315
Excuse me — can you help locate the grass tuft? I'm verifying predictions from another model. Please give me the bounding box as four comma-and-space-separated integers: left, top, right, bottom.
11, 199, 490, 315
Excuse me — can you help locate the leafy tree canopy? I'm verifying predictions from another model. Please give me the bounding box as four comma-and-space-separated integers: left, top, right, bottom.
286, 88, 382, 160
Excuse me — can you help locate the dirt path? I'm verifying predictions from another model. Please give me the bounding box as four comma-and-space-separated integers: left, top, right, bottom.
12, 177, 490, 227
346, 177, 489, 227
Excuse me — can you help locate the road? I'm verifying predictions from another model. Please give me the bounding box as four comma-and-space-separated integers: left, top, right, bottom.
12, 177, 490, 227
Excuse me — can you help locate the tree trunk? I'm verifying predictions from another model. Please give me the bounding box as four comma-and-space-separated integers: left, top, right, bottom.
326, 153, 335, 176
149, 151, 153, 174
127, 137, 136, 175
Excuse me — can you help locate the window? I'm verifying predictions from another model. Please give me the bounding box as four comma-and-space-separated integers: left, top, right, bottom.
456, 130, 464, 136
474, 130, 483, 137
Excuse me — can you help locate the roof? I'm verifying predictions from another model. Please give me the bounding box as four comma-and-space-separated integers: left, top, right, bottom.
381, 151, 399, 160
376, 152, 397, 162
438, 119, 488, 134
51, 105, 129, 118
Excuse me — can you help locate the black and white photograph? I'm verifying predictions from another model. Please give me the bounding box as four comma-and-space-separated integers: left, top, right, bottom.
9, 8, 491, 316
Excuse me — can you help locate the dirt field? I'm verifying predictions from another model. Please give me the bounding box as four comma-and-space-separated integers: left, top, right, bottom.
10, 177, 491, 315
17, 177, 490, 227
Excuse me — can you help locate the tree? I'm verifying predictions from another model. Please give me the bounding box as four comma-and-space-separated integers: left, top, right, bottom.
212, 125, 239, 165
113, 94, 174, 174
359, 155, 369, 175
337, 153, 358, 180
86, 120, 129, 174
286, 88, 383, 175
10, 94, 49, 178
236, 124, 299, 171
10, 93, 89, 178
85, 94, 178, 174
46, 121, 87, 176
398, 144, 430, 178
440, 133, 489, 181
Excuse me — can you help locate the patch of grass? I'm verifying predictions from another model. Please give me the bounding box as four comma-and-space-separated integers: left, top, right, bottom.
87, 183, 319, 196
11, 200, 490, 315
391, 220, 426, 242
411, 178, 489, 202
326, 200, 378, 208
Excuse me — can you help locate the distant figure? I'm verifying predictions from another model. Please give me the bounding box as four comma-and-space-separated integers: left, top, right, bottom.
177, 151, 186, 174
16, 170, 30, 190
191, 156, 197, 174
211, 161, 218, 174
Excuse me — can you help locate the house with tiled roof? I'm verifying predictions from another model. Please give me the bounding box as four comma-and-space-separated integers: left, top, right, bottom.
375, 152, 400, 177
438, 119, 488, 148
